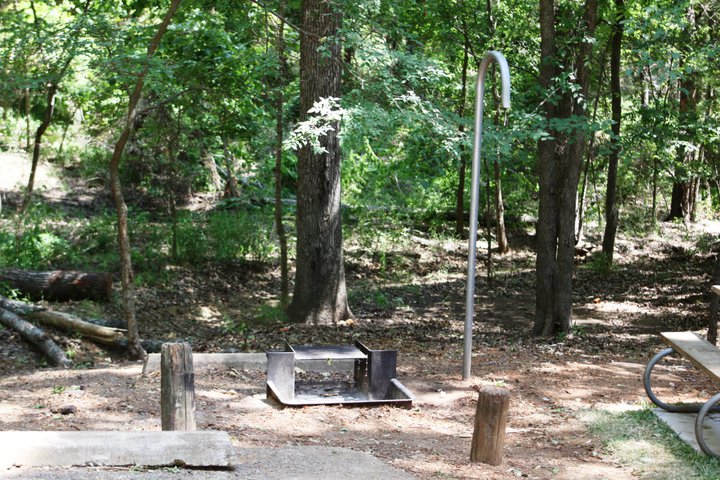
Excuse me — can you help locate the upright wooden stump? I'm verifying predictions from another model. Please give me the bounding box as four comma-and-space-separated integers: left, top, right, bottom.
470, 387, 510, 465
161, 342, 196, 431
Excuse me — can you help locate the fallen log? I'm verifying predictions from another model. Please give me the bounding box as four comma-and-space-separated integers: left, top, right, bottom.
28, 310, 126, 345
0, 269, 112, 302
0, 308, 72, 367
0, 295, 126, 346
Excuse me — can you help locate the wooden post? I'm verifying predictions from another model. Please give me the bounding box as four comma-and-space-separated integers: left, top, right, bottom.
161, 342, 196, 431
470, 387, 510, 465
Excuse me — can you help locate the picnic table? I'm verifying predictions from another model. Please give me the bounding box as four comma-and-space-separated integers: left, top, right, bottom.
644, 330, 720, 458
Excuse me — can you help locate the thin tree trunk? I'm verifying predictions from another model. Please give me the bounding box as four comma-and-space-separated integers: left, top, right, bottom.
486, 0, 508, 255
288, 0, 351, 325
108, 0, 182, 360
602, 0, 625, 262
576, 43, 608, 243
57, 103, 80, 156
485, 155, 493, 282
274, 5, 289, 309
652, 157, 658, 223
20, 83, 57, 213
24, 88, 31, 152
20, 0, 91, 212
455, 23, 470, 238
494, 158, 508, 253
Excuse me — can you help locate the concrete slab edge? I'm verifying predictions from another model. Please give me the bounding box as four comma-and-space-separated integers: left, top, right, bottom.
142, 352, 355, 374
0, 430, 236, 468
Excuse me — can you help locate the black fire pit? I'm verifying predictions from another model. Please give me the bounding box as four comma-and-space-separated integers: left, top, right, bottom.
266, 340, 414, 407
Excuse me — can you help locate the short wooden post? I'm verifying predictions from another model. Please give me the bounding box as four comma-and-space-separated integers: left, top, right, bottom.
161, 342, 196, 431
470, 387, 510, 465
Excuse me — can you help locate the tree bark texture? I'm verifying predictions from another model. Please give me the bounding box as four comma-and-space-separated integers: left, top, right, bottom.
470, 387, 510, 465
602, 0, 625, 262
668, 7, 700, 223
534, 0, 598, 336
0, 269, 111, 302
108, 0, 182, 359
274, 9, 290, 309
288, 0, 351, 325
160, 342, 196, 431
0, 308, 72, 367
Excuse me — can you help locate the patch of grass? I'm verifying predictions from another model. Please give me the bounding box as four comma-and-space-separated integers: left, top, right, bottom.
584, 252, 614, 277
252, 304, 288, 324
583, 406, 720, 479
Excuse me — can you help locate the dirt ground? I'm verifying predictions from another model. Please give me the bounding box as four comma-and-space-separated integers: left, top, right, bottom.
1, 153, 719, 479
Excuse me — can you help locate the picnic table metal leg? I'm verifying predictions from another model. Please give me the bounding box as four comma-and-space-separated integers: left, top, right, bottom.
695, 392, 720, 459
644, 347, 704, 413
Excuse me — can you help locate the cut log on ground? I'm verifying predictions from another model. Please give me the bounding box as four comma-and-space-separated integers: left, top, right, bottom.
0, 269, 112, 301
470, 387, 510, 465
0, 308, 72, 367
0, 295, 125, 345
28, 310, 126, 345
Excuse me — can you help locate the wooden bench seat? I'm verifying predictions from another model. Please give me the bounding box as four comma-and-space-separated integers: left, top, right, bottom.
660, 332, 720, 384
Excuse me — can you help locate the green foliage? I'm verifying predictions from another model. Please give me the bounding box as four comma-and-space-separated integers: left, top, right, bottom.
584, 252, 615, 277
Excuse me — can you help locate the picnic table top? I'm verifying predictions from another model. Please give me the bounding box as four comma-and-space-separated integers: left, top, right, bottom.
661, 331, 720, 384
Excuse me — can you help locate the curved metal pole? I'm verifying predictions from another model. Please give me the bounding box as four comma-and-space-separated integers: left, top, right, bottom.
696, 392, 720, 458
463, 51, 510, 380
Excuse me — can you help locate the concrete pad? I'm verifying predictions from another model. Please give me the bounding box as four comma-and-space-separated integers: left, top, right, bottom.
235, 446, 416, 479
1, 446, 415, 479
653, 408, 720, 454
142, 352, 355, 374
0, 431, 236, 468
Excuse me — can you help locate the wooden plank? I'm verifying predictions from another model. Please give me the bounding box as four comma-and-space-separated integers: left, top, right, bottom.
0, 431, 236, 467
661, 332, 720, 384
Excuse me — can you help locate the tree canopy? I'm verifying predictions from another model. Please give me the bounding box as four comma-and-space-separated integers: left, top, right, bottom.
0, 0, 718, 333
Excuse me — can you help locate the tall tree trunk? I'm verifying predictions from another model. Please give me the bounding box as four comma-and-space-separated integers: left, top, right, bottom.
534, 0, 560, 336
668, 7, 699, 223
20, 83, 57, 213
288, 0, 351, 325
274, 6, 289, 309
108, 0, 182, 359
602, 0, 625, 262
455, 26, 470, 238
534, 0, 598, 336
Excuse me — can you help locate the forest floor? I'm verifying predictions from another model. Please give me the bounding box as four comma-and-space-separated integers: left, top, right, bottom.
1, 154, 720, 479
